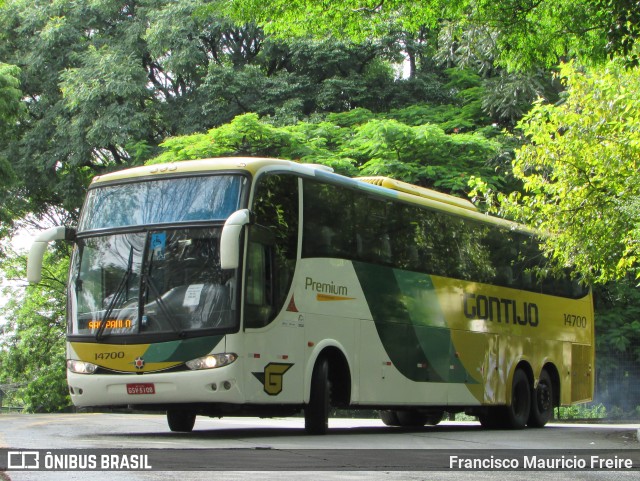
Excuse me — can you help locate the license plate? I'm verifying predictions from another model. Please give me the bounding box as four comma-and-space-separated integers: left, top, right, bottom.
126, 383, 155, 395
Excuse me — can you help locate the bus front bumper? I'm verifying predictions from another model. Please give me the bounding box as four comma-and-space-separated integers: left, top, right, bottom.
67, 365, 244, 407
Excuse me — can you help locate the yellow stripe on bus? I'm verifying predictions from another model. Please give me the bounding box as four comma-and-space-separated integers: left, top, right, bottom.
316, 293, 356, 302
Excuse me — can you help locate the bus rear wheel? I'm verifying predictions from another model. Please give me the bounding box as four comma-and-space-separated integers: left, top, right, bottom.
380, 410, 401, 426
505, 368, 531, 429
528, 369, 554, 427
398, 410, 445, 427
423, 410, 444, 426
396, 410, 426, 427
305, 357, 331, 435
380, 410, 444, 427
167, 408, 196, 432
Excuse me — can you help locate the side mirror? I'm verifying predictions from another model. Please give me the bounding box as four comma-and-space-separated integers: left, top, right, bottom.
220, 209, 252, 270
27, 226, 76, 283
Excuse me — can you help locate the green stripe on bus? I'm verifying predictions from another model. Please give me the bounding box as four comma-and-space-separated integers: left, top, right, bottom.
353, 262, 474, 384
143, 335, 224, 363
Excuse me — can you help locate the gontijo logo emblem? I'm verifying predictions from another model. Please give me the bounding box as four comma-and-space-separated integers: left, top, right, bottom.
252, 363, 294, 395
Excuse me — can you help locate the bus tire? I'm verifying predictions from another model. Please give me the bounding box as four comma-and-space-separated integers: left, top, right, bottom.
478, 407, 504, 429
505, 369, 531, 429
528, 369, 554, 428
167, 408, 196, 432
380, 409, 441, 428
423, 410, 444, 426
396, 410, 427, 427
380, 410, 401, 426
305, 357, 331, 435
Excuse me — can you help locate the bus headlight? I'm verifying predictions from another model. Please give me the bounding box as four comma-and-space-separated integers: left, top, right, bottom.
67, 360, 98, 374
186, 353, 237, 371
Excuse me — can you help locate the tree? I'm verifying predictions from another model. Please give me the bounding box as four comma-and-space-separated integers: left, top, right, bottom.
435, 24, 563, 126
149, 106, 507, 194
219, 0, 640, 69
0, 248, 70, 412
0, 0, 154, 229
476, 59, 640, 283
0, 62, 22, 243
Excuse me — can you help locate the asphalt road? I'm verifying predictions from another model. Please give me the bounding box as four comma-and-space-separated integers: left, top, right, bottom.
1, 414, 639, 481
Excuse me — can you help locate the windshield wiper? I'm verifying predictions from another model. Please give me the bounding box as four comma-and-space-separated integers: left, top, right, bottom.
139, 247, 182, 335
142, 274, 182, 335
95, 245, 134, 341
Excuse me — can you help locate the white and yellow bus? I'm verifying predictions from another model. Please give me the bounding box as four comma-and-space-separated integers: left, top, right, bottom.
27, 157, 594, 433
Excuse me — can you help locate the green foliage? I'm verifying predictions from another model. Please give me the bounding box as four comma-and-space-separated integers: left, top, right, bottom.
484, 60, 640, 283
0, 62, 22, 131
468, 0, 608, 70
385, 79, 490, 132
0, 248, 70, 412
59, 44, 152, 154
344, 119, 502, 192
150, 113, 309, 163
436, 26, 563, 127
222, 0, 460, 41
556, 403, 607, 420
597, 0, 640, 66
482, 69, 559, 125
149, 109, 506, 194
0, 62, 23, 239
221, 0, 637, 69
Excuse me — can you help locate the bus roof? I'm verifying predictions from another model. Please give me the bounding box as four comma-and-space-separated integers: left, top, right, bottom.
90, 157, 314, 184
90, 157, 528, 233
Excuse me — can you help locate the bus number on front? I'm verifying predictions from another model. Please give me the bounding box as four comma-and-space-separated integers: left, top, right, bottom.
95, 351, 125, 361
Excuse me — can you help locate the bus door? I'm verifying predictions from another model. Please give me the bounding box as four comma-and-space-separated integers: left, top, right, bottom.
242, 173, 303, 404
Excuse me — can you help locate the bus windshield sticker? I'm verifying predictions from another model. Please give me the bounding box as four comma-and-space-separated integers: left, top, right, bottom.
183, 284, 205, 308
150, 233, 166, 260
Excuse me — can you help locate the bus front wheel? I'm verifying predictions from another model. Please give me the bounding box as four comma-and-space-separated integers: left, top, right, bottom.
167, 408, 196, 432
305, 357, 331, 435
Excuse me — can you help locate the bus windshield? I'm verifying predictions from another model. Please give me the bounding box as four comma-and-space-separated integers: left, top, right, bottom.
68, 228, 237, 339
78, 175, 244, 232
